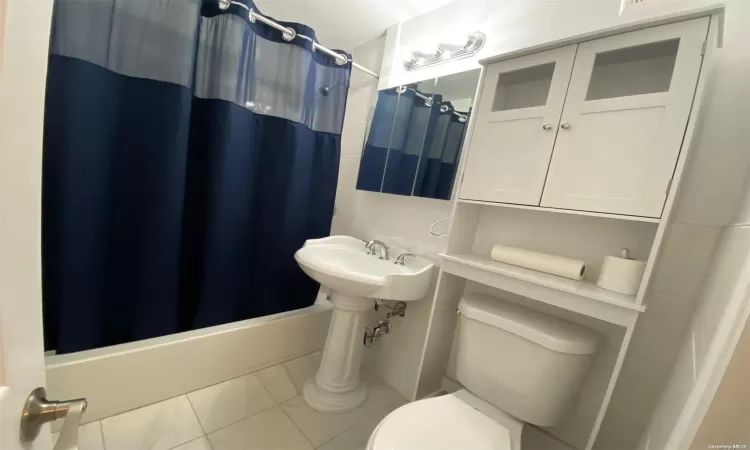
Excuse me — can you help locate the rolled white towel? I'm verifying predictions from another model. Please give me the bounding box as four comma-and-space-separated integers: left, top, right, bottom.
490, 245, 586, 281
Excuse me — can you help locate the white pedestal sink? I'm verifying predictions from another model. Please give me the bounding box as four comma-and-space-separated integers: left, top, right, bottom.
295, 236, 434, 413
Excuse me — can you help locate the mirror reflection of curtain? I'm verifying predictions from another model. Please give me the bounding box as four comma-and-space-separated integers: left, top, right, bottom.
381, 91, 440, 195
358, 87, 470, 199
415, 103, 470, 200
356, 89, 401, 192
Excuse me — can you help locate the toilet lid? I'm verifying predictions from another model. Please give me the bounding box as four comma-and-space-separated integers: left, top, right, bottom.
369, 395, 512, 450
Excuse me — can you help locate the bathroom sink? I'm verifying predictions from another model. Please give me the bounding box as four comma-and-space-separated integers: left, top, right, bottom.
295, 235, 434, 301
296, 236, 434, 413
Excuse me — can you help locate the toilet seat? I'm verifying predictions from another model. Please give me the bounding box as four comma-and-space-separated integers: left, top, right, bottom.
367, 394, 512, 450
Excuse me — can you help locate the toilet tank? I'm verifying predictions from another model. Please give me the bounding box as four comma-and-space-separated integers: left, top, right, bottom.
455, 293, 599, 427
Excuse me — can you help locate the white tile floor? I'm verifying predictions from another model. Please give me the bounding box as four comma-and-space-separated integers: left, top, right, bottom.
52, 351, 408, 450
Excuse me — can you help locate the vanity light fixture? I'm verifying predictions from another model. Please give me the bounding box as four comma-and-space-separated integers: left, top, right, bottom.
404, 32, 486, 71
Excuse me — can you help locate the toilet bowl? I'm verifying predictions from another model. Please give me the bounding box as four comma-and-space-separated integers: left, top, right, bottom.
368, 293, 599, 450
367, 389, 523, 450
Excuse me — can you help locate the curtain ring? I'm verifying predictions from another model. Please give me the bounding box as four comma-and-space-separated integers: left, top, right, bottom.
429, 217, 450, 237
282, 27, 296, 42
217, 0, 231, 10
309, 44, 347, 65
396, 85, 407, 94
334, 54, 349, 66
247, 8, 256, 23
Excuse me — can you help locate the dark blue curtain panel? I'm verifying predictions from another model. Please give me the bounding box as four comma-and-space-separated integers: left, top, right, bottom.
42, 0, 350, 353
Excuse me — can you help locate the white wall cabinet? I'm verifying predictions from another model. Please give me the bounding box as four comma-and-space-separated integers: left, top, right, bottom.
460, 46, 576, 205
460, 18, 709, 218
415, 11, 722, 450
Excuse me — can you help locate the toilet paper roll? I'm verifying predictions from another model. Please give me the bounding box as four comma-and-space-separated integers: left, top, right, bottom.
490, 245, 586, 281
596, 255, 646, 296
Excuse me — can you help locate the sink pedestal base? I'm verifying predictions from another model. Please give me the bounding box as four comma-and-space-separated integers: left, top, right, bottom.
304, 292, 371, 413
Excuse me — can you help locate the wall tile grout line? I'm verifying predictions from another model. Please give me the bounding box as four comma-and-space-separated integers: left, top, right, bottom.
278, 403, 316, 449
166, 435, 210, 450
276, 360, 319, 448
648, 287, 699, 300
671, 222, 750, 231
99, 421, 108, 450
190, 354, 319, 442
96, 390, 224, 427
254, 373, 276, 401
280, 363, 297, 393
198, 402, 277, 441
276, 354, 376, 449
673, 220, 725, 229
93, 364, 391, 450
177, 353, 317, 441
185, 393, 208, 436
312, 410, 377, 450
97, 355, 345, 450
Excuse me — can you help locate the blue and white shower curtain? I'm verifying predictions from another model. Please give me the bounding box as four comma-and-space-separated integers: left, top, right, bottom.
42, 0, 350, 354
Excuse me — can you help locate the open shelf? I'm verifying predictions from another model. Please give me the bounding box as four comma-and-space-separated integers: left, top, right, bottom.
441, 253, 645, 327
456, 198, 662, 223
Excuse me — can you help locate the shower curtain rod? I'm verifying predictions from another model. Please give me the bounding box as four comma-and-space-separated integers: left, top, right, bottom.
217, 0, 380, 79
405, 87, 468, 121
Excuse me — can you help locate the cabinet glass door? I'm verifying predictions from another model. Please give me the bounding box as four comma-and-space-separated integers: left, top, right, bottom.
541, 18, 709, 217
460, 45, 576, 205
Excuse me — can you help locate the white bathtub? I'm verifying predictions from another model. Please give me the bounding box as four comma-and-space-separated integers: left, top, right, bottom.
45, 300, 333, 424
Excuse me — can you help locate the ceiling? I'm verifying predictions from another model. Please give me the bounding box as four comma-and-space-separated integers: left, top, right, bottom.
255, 0, 458, 50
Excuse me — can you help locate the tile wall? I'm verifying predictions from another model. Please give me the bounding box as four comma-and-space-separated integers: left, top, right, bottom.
334, 35, 452, 401
635, 220, 750, 449
689, 310, 750, 449
334, 1, 750, 447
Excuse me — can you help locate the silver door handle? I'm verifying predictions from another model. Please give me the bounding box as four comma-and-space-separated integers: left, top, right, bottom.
21, 387, 88, 446
560, 122, 571, 129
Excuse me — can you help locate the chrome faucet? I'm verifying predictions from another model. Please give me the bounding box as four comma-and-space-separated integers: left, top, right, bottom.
365, 240, 389, 260
394, 253, 417, 265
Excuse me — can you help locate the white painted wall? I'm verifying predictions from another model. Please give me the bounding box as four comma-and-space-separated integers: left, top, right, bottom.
254, 0, 457, 50
689, 311, 750, 449
335, 1, 749, 447
636, 125, 750, 449
636, 211, 750, 450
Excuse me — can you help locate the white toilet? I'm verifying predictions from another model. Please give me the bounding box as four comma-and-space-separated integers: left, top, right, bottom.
367, 293, 599, 450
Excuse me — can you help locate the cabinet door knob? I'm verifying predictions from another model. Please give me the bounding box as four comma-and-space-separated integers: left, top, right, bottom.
560, 122, 571, 129
542, 123, 553, 130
